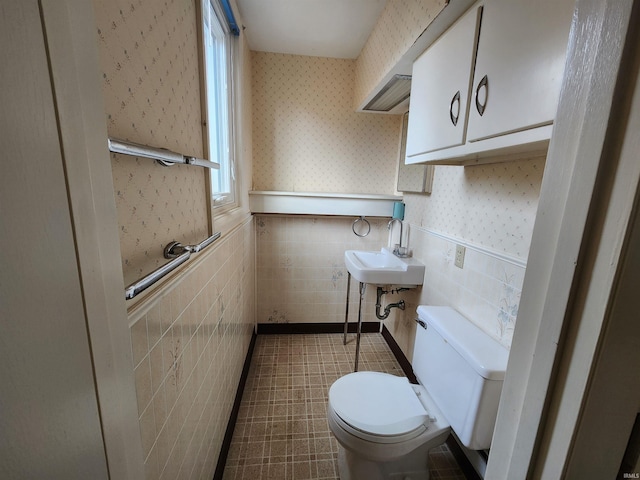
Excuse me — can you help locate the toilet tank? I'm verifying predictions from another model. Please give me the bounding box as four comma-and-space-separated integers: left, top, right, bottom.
413, 306, 509, 450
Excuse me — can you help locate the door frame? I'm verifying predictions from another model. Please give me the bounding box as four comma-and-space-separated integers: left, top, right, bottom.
487, 1, 640, 477
40, 1, 145, 477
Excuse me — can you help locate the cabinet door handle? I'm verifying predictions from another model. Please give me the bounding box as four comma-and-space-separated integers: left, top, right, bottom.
450, 90, 461, 126
475, 74, 489, 116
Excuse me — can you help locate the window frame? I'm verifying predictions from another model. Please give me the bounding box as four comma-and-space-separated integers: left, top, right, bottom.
199, 0, 238, 213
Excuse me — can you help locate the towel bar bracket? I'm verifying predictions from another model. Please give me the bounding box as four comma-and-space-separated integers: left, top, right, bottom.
164, 241, 188, 258
164, 231, 222, 259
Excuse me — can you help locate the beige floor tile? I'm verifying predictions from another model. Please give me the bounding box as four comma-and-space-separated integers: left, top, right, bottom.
223, 333, 468, 479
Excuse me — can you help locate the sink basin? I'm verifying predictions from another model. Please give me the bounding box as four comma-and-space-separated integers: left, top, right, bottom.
344, 248, 425, 287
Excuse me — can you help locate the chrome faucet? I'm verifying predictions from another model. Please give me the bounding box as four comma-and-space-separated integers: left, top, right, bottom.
387, 218, 406, 256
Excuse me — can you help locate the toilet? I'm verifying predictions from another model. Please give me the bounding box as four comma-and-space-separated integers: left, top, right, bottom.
327, 305, 509, 480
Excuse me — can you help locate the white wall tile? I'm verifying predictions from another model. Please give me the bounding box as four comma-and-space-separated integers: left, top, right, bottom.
128, 221, 255, 479
393, 227, 526, 351
256, 215, 390, 325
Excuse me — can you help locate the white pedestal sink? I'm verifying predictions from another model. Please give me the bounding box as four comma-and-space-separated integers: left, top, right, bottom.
344, 247, 425, 287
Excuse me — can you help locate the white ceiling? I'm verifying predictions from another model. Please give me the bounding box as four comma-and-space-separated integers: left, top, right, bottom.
235, 0, 388, 59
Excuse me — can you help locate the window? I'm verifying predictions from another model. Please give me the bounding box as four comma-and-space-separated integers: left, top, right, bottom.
201, 0, 236, 209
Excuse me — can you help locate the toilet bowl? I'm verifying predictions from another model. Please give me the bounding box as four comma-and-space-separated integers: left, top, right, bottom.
328, 371, 450, 480
327, 306, 509, 480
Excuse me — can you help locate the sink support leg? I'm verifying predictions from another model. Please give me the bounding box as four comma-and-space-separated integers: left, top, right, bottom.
343, 272, 351, 345
354, 282, 366, 372
342, 273, 367, 371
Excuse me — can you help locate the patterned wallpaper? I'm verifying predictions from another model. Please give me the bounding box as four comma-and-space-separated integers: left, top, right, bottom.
94, 0, 209, 286
405, 157, 546, 260
251, 52, 401, 194
354, 0, 447, 108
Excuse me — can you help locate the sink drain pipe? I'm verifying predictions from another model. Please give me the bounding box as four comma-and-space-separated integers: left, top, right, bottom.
375, 286, 409, 320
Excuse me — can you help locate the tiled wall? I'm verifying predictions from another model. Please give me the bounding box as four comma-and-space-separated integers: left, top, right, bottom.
251, 52, 401, 195
256, 215, 394, 325
129, 220, 255, 479
353, 0, 446, 109
387, 227, 525, 360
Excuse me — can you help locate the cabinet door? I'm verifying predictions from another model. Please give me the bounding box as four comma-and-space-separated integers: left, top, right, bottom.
467, 0, 574, 142
405, 6, 481, 159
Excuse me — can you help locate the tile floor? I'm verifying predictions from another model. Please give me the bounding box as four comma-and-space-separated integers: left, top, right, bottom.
222, 333, 468, 479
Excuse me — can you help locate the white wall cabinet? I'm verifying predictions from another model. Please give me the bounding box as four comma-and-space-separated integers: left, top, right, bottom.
405, 6, 481, 157
406, 0, 574, 166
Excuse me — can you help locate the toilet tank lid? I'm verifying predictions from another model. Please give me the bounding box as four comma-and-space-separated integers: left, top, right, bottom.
417, 306, 509, 380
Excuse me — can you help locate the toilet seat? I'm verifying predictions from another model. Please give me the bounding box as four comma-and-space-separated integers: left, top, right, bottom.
329, 372, 433, 437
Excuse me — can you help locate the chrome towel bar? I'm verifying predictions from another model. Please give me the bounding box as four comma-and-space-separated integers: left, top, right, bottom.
108, 138, 220, 170
124, 232, 221, 300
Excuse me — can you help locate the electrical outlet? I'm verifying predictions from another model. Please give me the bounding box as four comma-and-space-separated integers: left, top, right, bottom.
455, 244, 465, 268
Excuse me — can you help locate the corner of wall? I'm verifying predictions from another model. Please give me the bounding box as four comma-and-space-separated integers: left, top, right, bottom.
353, 0, 447, 109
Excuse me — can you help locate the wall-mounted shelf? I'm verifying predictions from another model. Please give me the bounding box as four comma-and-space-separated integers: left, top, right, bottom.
249, 191, 402, 217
